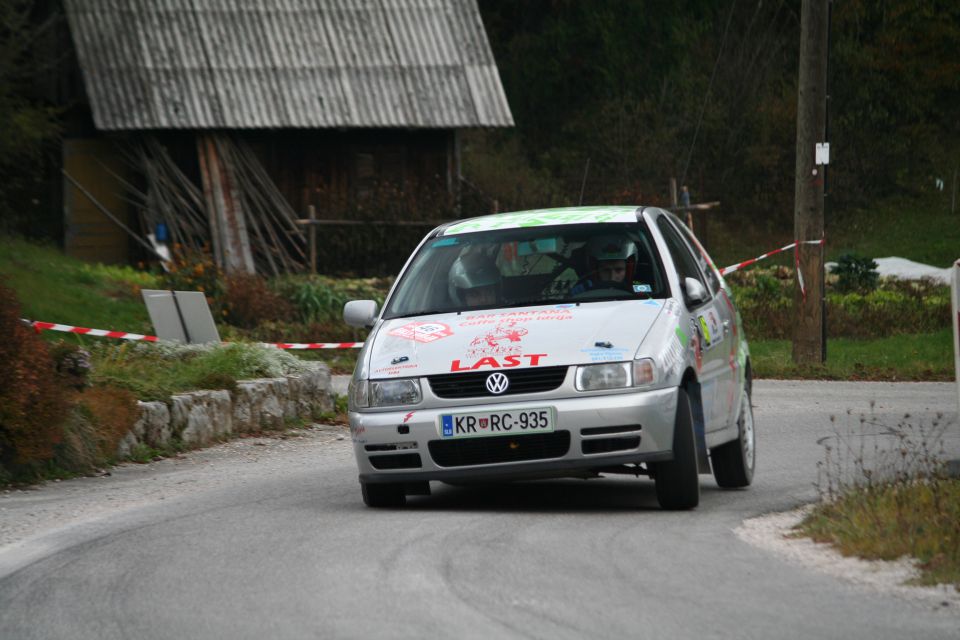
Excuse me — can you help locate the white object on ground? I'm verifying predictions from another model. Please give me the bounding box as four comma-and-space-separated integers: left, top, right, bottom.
826, 256, 952, 285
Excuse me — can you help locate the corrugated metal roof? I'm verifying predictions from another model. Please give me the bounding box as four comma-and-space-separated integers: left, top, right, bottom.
64, 0, 514, 130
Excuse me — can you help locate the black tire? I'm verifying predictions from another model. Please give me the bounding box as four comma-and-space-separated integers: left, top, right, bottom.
653, 387, 700, 510
711, 383, 756, 488
361, 482, 406, 508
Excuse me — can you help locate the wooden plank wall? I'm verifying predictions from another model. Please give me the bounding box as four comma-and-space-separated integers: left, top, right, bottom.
63, 138, 131, 265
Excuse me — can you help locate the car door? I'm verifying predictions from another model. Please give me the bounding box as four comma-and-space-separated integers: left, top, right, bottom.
655, 214, 733, 432
669, 217, 741, 429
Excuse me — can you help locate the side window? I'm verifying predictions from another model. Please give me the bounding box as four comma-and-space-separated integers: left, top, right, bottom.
656, 216, 710, 307
671, 218, 721, 294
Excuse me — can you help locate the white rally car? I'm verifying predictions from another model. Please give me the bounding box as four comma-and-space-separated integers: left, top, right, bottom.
343, 206, 755, 509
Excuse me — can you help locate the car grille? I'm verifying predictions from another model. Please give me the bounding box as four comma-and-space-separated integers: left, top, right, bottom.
427, 366, 568, 399
428, 431, 571, 467
581, 424, 642, 436
581, 436, 641, 455
369, 453, 422, 470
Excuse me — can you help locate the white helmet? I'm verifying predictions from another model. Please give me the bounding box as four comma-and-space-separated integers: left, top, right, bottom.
448, 252, 501, 305
588, 236, 638, 262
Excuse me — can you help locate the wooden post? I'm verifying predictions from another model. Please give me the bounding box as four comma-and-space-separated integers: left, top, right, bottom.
308, 204, 317, 274
952, 165, 957, 214
196, 134, 255, 274
792, 0, 828, 364
670, 178, 678, 208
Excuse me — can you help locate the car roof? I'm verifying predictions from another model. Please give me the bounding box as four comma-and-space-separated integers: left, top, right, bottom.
439, 206, 643, 236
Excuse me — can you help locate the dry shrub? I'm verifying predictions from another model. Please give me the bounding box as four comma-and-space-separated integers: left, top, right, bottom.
223, 273, 294, 329
0, 281, 70, 470
54, 410, 101, 473
77, 385, 139, 459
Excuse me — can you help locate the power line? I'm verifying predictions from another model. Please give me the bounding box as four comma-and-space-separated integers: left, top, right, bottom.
680, 0, 738, 188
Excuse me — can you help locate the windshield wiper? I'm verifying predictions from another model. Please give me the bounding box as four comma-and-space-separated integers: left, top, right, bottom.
494, 299, 563, 309
385, 309, 452, 320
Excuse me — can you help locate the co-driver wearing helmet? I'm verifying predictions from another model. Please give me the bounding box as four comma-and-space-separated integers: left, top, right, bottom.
448, 252, 501, 308
570, 236, 637, 295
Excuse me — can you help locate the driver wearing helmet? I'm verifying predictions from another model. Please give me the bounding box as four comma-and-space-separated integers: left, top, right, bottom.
570, 236, 638, 295
448, 252, 501, 308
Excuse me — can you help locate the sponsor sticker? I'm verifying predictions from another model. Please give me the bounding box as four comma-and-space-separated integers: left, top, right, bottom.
459, 309, 573, 326
388, 322, 453, 343
579, 346, 630, 362
450, 353, 547, 372
373, 362, 419, 376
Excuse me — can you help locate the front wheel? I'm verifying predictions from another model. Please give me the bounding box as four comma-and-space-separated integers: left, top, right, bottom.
361, 482, 406, 508
652, 387, 700, 510
710, 383, 756, 488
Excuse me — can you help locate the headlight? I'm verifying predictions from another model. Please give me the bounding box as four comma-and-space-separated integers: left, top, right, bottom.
369, 378, 422, 407
575, 359, 658, 392
349, 379, 369, 409
633, 358, 657, 387
576, 362, 631, 391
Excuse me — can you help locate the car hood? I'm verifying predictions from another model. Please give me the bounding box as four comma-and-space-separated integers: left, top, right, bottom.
368, 300, 666, 378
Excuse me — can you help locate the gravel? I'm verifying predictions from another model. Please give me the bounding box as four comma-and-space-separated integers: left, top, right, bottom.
736, 507, 960, 611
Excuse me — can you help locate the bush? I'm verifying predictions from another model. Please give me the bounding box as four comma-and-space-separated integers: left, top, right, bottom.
273, 275, 391, 325
223, 273, 294, 329
727, 268, 950, 339
54, 385, 138, 472
162, 247, 226, 312
832, 254, 879, 293
80, 385, 139, 458
0, 281, 70, 471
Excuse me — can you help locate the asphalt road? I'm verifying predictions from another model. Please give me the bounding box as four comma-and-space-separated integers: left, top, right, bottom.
1, 381, 958, 639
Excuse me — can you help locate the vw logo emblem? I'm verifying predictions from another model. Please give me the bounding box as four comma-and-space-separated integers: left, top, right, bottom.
485, 372, 510, 394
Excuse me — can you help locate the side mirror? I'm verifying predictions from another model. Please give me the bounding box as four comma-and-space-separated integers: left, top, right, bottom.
343, 300, 379, 328
683, 278, 708, 306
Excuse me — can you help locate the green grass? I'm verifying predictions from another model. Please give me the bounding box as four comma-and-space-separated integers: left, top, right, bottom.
705, 194, 960, 270
90, 342, 311, 401
828, 197, 960, 268
0, 235, 159, 336
750, 329, 955, 381
797, 479, 960, 589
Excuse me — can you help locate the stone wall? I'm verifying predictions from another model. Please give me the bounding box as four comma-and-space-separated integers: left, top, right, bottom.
116, 365, 333, 457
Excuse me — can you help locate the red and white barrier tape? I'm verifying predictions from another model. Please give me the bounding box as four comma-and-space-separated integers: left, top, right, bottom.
25, 319, 363, 349
718, 239, 825, 276
28, 320, 158, 342
268, 342, 364, 350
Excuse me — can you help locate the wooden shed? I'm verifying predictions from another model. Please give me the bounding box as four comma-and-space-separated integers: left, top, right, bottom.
60, 0, 513, 274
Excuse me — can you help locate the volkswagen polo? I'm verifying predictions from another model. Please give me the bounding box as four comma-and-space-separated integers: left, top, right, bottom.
343, 206, 755, 509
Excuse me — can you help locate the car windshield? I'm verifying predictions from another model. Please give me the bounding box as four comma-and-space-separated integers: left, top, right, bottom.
382, 222, 668, 319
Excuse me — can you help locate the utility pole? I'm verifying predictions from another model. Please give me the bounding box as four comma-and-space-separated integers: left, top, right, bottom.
792, 0, 829, 364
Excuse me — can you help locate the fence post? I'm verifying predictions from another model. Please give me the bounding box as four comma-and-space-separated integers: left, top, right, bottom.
952, 259, 960, 419
308, 205, 317, 274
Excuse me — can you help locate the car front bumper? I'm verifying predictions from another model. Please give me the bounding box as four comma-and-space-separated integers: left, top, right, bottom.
350, 386, 679, 484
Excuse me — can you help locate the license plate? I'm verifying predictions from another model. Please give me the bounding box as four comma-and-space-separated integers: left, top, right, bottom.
439, 407, 554, 439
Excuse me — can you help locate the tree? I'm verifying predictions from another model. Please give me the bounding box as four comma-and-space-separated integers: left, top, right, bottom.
0, 0, 62, 232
